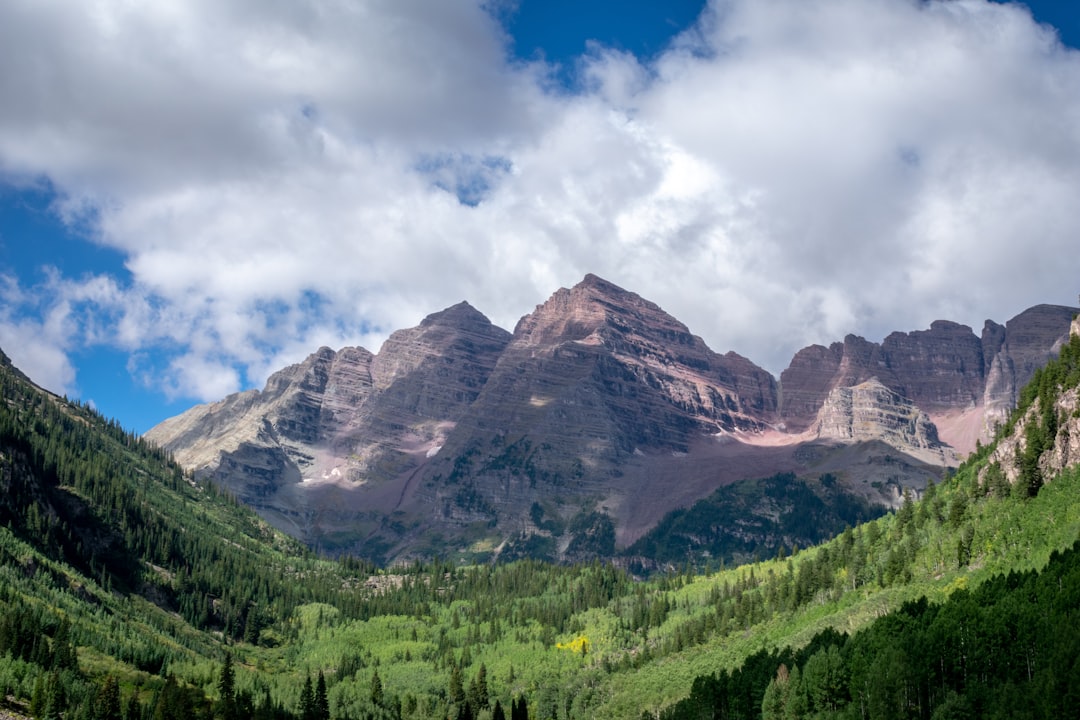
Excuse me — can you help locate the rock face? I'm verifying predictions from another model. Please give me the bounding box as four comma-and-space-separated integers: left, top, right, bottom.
145, 302, 511, 539
451, 273, 776, 454
400, 275, 780, 550
814, 378, 957, 466
982, 316, 1080, 489
778, 306, 1078, 451
979, 306, 1078, 435
146, 275, 1077, 563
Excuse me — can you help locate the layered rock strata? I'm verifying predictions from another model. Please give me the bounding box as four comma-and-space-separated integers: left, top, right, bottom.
146, 275, 1077, 561
778, 305, 1078, 450
146, 302, 511, 537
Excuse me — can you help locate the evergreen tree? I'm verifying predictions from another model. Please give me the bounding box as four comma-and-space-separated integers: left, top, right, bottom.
30, 673, 46, 719
474, 663, 489, 710
895, 489, 914, 534
124, 693, 143, 720
152, 675, 191, 720
51, 618, 78, 672
511, 695, 529, 720
368, 669, 382, 709
491, 699, 506, 720
315, 671, 330, 720
42, 670, 66, 720
215, 654, 237, 720
449, 663, 465, 705
782, 665, 808, 720
299, 674, 315, 720
96, 675, 123, 720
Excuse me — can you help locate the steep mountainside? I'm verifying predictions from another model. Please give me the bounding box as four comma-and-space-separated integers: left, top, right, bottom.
778, 305, 1077, 450
146, 276, 1077, 563
147, 302, 510, 540
402, 275, 783, 551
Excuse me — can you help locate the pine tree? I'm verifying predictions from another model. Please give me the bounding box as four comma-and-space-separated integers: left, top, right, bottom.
449, 663, 465, 705
369, 669, 382, 709
43, 670, 66, 720
30, 673, 46, 719
315, 671, 330, 720
474, 663, 489, 709
96, 675, 123, 720
299, 674, 315, 720
124, 693, 142, 720
215, 654, 237, 720
51, 618, 78, 671
152, 675, 188, 720
511, 695, 529, 720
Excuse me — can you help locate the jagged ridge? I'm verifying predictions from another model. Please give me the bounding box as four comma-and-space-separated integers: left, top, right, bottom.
144, 276, 1078, 563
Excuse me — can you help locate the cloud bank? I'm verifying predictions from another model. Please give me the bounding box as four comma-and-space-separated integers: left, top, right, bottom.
1, 0, 1079, 408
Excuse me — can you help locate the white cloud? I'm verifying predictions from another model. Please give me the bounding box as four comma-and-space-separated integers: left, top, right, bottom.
0, 271, 110, 396
2, 0, 1080, 407
0, 315, 76, 396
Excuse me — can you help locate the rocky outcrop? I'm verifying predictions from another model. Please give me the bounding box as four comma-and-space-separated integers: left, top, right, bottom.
982, 316, 1080, 488
814, 378, 958, 465
979, 305, 1078, 436
986, 385, 1080, 488
779, 305, 1078, 450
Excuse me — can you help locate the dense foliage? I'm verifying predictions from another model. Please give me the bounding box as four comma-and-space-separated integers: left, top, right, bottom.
625, 472, 885, 571
660, 535, 1080, 719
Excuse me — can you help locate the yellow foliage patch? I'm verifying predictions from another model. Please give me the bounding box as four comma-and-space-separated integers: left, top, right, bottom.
556, 635, 589, 655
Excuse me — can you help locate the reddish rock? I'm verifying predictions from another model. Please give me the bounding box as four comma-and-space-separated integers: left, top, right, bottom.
146, 275, 1077, 563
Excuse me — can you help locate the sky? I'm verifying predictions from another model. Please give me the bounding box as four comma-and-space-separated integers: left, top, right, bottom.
1, 0, 1079, 434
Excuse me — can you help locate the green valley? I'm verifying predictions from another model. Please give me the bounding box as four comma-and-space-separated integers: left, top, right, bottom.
1, 330, 1080, 719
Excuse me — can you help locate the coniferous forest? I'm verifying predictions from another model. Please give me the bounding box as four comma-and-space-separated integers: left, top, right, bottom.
0, 333, 1079, 719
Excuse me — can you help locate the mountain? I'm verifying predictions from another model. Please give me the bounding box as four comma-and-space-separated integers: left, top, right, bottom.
146, 276, 1077, 563
402, 274, 785, 558
148, 301, 511, 543
656, 317, 1080, 720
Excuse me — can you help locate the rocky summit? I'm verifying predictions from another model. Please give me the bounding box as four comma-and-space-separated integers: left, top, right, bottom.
146, 276, 1078, 563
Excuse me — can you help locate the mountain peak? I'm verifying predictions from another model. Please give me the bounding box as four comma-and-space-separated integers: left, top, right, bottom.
573, 273, 625, 294
419, 300, 488, 328
511, 274, 684, 347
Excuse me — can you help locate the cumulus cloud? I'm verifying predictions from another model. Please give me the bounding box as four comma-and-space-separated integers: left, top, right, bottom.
0, 270, 124, 395
1, 0, 1079, 408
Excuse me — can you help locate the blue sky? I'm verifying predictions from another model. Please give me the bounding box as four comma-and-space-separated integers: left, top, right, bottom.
1, 0, 1079, 434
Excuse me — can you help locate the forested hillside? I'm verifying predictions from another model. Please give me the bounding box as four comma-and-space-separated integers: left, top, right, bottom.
0, 351, 368, 718
0, 329, 1078, 719
623, 471, 886, 571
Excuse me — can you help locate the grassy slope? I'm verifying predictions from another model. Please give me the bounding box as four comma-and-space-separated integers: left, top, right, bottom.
245, 460, 1078, 719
